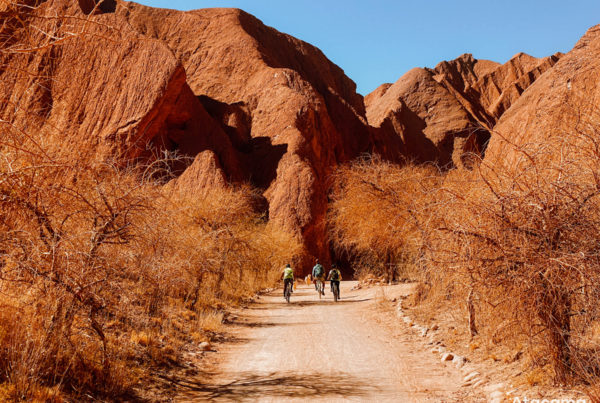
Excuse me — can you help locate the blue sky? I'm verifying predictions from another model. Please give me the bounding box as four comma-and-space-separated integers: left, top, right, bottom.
135, 0, 600, 95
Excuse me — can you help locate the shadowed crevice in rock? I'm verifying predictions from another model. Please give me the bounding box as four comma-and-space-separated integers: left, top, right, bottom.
243, 137, 287, 189
197, 95, 287, 191
329, 246, 356, 279
78, 0, 116, 15
197, 95, 252, 152
382, 103, 439, 165
459, 128, 491, 169
130, 78, 242, 184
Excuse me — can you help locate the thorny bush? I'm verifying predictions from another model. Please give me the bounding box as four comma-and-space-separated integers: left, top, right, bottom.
0, 150, 300, 400
330, 128, 600, 385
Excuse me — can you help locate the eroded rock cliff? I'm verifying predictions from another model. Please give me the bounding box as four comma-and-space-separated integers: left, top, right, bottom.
4, 0, 584, 274
366, 52, 561, 168
1, 0, 389, 273
484, 25, 600, 172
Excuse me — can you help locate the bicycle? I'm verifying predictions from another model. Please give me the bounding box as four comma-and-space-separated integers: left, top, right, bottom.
315, 278, 324, 299
332, 281, 340, 302
284, 280, 292, 303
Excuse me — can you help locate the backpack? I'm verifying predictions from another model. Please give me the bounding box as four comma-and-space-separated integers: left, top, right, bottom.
313, 264, 323, 277
330, 269, 340, 281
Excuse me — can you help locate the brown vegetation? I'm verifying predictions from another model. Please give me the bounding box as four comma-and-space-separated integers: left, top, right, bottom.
0, 145, 300, 401
329, 117, 600, 387
328, 157, 443, 283
0, 145, 300, 400
0, 3, 301, 400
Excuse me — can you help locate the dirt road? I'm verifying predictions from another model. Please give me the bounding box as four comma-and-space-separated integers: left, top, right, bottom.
178, 281, 469, 402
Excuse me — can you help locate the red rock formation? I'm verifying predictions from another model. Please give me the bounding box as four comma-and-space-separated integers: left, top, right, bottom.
485, 25, 600, 171
0, 0, 240, 188
3, 0, 574, 275
366, 52, 561, 168
367, 66, 478, 166
119, 3, 381, 272
1, 0, 388, 274
472, 52, 562, 120
164, 151, 227, 197
364, 83, 393, 110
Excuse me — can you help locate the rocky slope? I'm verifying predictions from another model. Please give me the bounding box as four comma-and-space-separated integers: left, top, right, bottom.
1, 0, 394, 273
4, 0, 588, 274
366, 52, 561, 168
484, 24, 600, 171
0, 0, 241, 183
117, 3, 389, 270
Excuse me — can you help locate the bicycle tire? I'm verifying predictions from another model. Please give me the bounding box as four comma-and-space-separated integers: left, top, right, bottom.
333, 282, 338, 302
285, 282, 291, 303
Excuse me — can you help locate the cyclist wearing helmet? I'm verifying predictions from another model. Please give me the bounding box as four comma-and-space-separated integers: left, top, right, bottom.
327, 263, 342, 298
312, 258, 325, 295
282, 263, 294, 298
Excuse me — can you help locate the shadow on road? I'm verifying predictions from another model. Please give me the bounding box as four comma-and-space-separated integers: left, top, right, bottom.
236, 320, 316, 328
247, 297, 368, 310
292, 298, 370, 307
166, 371, 381, 401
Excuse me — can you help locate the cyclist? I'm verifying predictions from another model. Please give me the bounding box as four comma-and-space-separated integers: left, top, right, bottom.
282, 263, 294, 298
312, 258, 325, 295
327, 263, 342, 298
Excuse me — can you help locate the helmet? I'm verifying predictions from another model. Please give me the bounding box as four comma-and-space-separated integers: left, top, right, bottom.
332, 263, 337, 268
286, 263, 290, 268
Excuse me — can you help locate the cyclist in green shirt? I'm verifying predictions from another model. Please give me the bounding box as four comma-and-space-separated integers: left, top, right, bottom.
282, 263, 294, 298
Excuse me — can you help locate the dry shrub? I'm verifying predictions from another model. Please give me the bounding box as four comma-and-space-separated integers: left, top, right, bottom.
0, 146, 301, 400
0, 110, 300, 401
425, 109, 600, 384
328, 156, 443, 283
0, 2, 302, 399
329, 115, 600, 386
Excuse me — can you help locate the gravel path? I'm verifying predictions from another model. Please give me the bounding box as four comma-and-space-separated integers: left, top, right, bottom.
178, 281, 464, 402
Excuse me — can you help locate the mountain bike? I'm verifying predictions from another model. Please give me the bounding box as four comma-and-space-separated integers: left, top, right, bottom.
284, 280, 292, 303
332, 281, 340, 302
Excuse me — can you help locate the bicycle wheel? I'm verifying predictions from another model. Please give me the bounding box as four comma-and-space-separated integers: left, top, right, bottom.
285, 282, 291, 303
333, 282, 338, 302
317, 280, 322, 299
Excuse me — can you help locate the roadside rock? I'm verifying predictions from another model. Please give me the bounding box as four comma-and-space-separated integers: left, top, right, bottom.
452, 355, 466, 368
463, 371, 481, 383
